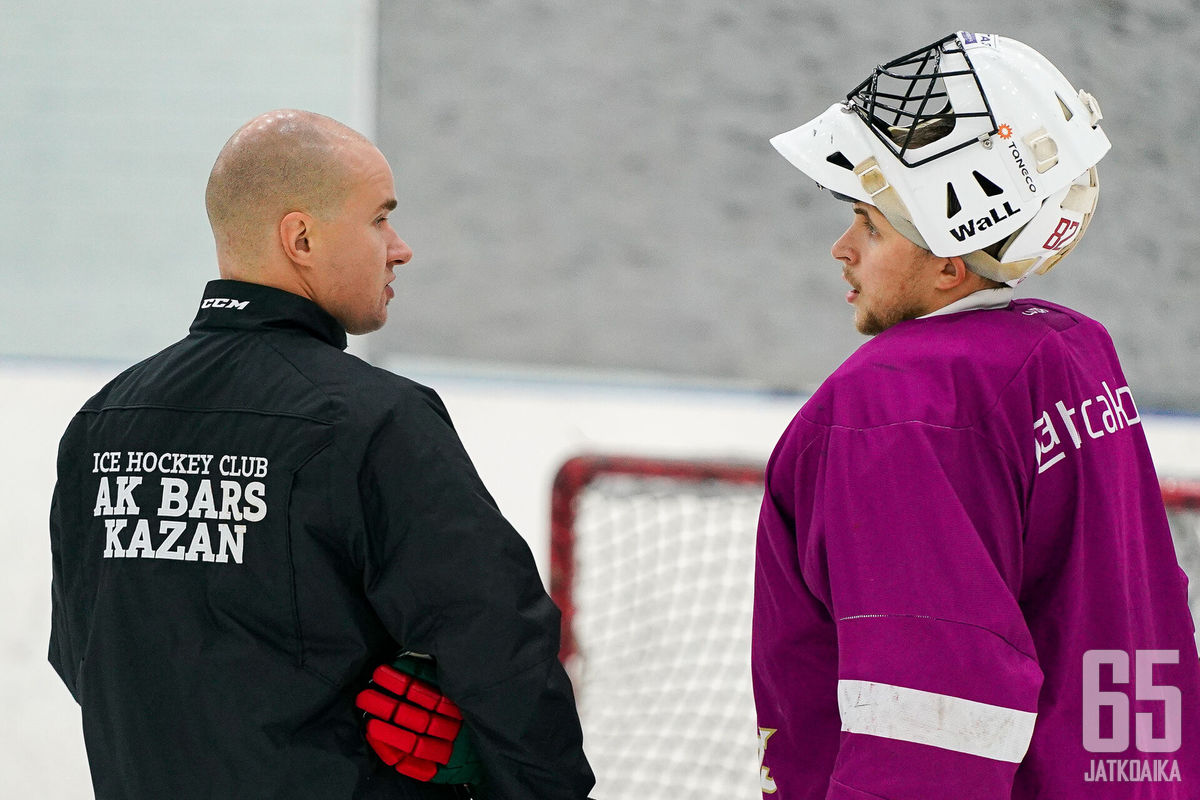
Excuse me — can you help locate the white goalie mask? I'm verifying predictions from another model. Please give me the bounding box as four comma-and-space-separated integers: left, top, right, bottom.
771, 32, 1111, 284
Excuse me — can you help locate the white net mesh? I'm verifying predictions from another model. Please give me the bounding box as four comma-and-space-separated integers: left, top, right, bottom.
553, 460, 1200, 800
554, 460, 764, 800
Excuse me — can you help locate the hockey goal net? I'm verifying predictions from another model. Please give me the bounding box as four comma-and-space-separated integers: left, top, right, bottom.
549, 455, 1200, 800
1163, 478, 1200, 625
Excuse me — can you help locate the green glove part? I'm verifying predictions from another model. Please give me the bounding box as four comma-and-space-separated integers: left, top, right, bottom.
355, 653, 486, 786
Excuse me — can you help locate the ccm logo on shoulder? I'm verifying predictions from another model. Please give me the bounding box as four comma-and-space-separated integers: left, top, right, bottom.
201, 298, 249, 310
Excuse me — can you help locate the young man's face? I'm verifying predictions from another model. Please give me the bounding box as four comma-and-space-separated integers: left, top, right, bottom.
310, 143, 413, 335
831, 203, 947, 336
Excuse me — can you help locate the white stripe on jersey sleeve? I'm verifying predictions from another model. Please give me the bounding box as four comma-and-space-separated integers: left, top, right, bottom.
837, 680, 1037, 763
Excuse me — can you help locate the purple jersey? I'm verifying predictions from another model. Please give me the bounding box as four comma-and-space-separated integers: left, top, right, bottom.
753, 298, 1200, 799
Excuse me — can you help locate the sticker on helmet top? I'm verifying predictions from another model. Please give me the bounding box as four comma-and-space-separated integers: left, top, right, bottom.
958, 32, 998, 48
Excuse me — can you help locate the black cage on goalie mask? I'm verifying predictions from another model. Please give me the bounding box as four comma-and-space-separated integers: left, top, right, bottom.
847, 32, 1000, 168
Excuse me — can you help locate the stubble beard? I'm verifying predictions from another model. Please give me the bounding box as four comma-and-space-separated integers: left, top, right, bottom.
852, 261, 936, 336
855, 297, 930, 336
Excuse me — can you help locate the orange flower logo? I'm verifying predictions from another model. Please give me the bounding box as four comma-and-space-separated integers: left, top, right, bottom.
997, 124, 1014, 140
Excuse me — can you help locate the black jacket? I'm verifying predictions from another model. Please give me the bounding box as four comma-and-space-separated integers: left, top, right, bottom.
49, 279, 594, 800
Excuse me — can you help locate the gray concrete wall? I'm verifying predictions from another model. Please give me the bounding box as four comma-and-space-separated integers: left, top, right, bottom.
374, 0, 1200, 410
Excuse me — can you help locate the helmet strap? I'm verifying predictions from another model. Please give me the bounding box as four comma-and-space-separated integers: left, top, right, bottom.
853, 157, 932, 252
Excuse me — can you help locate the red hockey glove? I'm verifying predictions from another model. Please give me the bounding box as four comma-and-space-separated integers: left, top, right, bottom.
355, 653, 484, 786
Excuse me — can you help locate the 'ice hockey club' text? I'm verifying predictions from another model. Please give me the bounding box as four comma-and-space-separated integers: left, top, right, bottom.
90, 452, 270, 565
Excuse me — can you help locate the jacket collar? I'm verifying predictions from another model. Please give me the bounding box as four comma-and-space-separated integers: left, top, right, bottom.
190, 279, 348, 350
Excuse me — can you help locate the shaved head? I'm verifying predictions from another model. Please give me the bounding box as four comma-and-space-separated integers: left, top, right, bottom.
205, 109, 374, 272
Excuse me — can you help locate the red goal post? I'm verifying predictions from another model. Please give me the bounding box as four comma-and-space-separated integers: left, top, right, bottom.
550, 454, 765, 665
1162, 477, 1200, 621
549, 454, 767, 800
548, 455, 1200, 800
1162, 477, 1200, 512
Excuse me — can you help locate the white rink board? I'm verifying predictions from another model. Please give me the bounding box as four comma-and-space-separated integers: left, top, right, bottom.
4, 358, 1199, 798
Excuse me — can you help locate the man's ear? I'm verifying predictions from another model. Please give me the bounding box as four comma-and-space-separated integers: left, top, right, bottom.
280, 211, 317, 266
935, 255, 970, 290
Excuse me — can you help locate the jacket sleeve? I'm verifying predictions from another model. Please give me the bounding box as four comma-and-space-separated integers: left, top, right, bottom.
48, 420, 82, 703
811, 422, 1042, 800
358, 387, 594, 800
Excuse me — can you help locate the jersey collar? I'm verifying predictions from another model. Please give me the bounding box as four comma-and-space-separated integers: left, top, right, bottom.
919, 287, 1014, 319
190, 279, 348, 350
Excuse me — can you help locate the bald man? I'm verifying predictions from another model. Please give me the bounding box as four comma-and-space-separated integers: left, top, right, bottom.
49, 110, 595, 800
